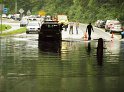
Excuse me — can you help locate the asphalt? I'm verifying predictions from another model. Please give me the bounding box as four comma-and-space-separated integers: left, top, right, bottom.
1, 19, 122, 41
62, 23, 122, 42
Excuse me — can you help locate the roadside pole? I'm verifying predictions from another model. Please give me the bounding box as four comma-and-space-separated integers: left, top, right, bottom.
15, 0, 17, 14
19, 8, 24, 20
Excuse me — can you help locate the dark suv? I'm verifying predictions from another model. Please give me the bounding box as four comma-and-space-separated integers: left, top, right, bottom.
38, 21, 63, 41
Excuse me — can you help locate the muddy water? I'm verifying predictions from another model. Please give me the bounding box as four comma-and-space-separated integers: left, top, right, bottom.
0, 36, 124, 92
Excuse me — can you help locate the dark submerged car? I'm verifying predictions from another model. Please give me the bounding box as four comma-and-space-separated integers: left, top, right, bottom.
38, 21, 63, 41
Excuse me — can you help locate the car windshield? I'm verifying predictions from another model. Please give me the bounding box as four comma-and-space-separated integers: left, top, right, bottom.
114, 24, 121, 27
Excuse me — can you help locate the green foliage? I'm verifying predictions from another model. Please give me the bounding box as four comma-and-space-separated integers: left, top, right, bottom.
0, 24, 11, 31
4, 0, 124, 23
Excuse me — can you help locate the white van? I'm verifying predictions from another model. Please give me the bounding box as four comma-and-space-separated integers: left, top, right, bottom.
105, 20, 120, 32
110, 23, 123, 33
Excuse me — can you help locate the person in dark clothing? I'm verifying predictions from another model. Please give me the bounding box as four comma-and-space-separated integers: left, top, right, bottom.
60, 23, 64, 30
86, 23, 94, 40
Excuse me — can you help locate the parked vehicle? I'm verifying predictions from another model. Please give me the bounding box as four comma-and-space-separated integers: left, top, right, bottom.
105, 20, 120, 32
95, 20, 101, 27
44, 15, 52, 21
95, 20, 106, 28
7, 14, 13, 19
57, 15, 69, 29
97, 20, 106, 28
38, 21, 63, 41
13, 14, 21, 21
110, 23, 123, 33
2, 14, 7, 18
20, 19, 28, 27
26, 21, 41, 34
28, 18, 37, 21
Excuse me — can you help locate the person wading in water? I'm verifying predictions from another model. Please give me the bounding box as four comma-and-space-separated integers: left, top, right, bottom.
86, 23, 94, 40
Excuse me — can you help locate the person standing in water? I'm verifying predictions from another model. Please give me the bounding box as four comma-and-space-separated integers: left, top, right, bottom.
75, 22, 79, 34
69, 22, 74, 34
86, 23, 94, 40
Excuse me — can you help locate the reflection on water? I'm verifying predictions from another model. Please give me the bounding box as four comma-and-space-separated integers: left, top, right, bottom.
87, 42, 91, 56
38, 41, 61, 53
0, 37, 124, 92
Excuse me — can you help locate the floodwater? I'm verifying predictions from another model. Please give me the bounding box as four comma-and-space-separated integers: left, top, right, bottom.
0, 36, 124, 92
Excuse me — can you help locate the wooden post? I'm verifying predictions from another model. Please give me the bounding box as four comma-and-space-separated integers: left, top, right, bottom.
97, 38, 103, 65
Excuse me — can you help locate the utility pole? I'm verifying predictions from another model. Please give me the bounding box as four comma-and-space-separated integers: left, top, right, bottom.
0, 0, 3, 34
15, 0, 17, 14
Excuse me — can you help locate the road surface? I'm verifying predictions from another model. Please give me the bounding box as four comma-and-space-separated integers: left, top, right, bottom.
2, 19, 20, 33
1, 19, 122, 42
62, 23, 121, 42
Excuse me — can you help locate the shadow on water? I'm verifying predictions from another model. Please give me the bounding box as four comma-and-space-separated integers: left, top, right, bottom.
38, 41, 61, 53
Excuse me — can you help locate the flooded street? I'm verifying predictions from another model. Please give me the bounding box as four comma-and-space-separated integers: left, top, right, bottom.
0, 34, 124, 92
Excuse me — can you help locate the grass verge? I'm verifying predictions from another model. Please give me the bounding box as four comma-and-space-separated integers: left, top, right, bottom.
0, 24, 11, 31
0, 27, 26, 36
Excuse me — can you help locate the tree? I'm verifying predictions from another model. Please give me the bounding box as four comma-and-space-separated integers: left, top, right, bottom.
3, 0, 124, 22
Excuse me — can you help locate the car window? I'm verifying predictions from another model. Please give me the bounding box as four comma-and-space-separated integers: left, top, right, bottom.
41, 24, 59, 29
28, 22, 39, 26
114, 24, 121, 27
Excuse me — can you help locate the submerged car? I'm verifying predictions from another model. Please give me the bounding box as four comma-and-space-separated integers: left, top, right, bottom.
38, 21, 63, 41
26, 21, 41, 34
